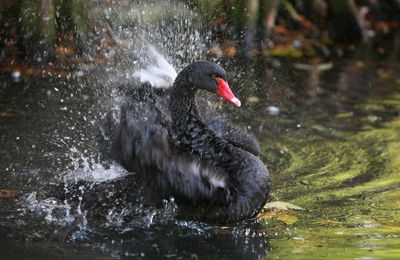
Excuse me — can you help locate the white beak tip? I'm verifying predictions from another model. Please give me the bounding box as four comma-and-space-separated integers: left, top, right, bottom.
231, 97, 241, 107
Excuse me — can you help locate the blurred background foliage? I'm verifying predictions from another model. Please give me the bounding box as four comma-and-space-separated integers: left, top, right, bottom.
0, 0, 399, 70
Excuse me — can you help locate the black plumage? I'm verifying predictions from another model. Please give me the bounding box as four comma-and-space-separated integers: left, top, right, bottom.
55, 61, 270, 223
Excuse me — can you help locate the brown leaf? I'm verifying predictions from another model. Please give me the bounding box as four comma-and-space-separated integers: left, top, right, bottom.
0, 108, 27, 118
0, 189, 21, 199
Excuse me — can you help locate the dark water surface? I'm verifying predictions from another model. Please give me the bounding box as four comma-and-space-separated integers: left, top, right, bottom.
1, 56, 399, 259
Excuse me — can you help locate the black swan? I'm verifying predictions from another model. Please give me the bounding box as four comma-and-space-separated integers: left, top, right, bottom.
111, 61, 270, 222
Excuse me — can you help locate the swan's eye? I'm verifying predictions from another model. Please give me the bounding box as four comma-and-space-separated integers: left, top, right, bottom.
212, 74, 225, 82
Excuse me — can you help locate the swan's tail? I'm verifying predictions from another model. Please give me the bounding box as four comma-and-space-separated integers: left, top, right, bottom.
133, 46, 177, 88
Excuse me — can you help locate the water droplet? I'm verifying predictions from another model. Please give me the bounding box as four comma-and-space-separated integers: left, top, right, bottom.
11, 70, 21, 82
75, 71, 84, 77
266, 106, 280, 116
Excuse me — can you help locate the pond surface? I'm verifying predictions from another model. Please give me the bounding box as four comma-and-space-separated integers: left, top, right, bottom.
1, 55, 399, 259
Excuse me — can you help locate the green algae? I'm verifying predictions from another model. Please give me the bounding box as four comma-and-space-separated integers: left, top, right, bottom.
260, 94, 400, 259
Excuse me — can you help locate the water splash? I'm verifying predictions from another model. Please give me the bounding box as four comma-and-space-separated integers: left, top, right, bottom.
54, 0, 211, 179
24, 192, 75, 226
5, 0, 215, 251
64, 146, 128, 183
51, 0, 212, 172
79, 0, 209, 87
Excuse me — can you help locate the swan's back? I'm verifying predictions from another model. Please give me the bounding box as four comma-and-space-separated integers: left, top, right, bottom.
112, 84, 236, 212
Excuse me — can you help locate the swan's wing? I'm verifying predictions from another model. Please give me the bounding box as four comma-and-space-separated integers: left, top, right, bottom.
129, 123, 236, 205
113, 103, 234, 206
133, 46, 177, 88
206, 117, 260, 156
149, 46, 177, 80
112, 99, 165, 170
165, 155, 236, 205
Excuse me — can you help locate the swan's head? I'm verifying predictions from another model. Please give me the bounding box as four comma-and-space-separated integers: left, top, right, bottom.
178, 61, 241, 107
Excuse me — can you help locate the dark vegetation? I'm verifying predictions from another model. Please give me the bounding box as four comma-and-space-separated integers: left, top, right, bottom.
0, 0, 399, 75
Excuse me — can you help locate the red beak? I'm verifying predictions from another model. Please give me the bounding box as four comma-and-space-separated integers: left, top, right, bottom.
216, 77, 241, 107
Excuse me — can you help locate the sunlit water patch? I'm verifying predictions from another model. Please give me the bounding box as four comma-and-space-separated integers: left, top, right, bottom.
256, 64, 400, 259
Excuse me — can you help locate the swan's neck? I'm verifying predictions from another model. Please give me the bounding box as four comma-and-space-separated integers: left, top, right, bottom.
170, 84, 225, 158
169, 86, 205, 141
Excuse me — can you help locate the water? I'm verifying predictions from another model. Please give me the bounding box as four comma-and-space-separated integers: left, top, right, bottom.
1, 1, 400, 259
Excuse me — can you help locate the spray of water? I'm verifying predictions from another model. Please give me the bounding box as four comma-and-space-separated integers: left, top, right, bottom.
22, 1, 212, 235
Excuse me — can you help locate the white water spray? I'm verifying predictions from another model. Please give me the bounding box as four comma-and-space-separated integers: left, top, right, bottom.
22, 0, 212, 233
